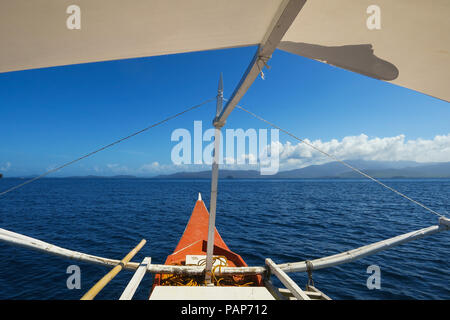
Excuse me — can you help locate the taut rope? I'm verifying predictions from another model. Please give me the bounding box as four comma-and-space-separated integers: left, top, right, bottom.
0, 98, 214, 197
235, 103, 445, 219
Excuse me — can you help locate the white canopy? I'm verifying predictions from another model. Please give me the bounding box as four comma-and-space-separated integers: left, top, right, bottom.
281, 0, 450, 101
0, 0, 280, 72
0, 0, 448, 101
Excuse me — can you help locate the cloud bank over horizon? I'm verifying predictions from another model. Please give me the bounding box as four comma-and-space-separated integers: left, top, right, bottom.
275, 133, 450, 170
2, 134, 450, 176
99, 133, 450, 175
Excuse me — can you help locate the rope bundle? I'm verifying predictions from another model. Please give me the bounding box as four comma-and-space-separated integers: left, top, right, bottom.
160, 256, 255, 287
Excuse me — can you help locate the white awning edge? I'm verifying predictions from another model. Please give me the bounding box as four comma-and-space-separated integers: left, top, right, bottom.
0, 0, 284, 73
281, 0, 450, 102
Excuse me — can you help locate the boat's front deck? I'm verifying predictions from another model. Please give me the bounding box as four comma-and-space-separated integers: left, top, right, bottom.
150, 286, 276, 300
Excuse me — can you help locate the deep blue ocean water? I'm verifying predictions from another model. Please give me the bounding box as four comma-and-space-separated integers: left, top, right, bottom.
0, 178, 448, 300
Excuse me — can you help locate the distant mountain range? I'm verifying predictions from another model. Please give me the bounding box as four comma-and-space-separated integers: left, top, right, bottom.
153, 160, 450, 179
4, 161, 450, 179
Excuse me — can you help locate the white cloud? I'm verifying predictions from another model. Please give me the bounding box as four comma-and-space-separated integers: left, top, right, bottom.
106, 163, 130, 174
139, 161, 161, 172
276, 133, 450, 169
93, 166, 102, 173
0, 162, 11, 171
86, 134, 450, 176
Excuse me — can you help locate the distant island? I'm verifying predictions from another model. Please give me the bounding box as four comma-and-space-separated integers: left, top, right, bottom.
65, 175, 137, 179
5, 174, 137, 179
0, 173, 3, 179
152, 160, 450, 179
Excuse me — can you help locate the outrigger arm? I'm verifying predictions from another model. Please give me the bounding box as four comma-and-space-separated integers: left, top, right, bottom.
278, 217, 450, 273
0, 217, 447, 278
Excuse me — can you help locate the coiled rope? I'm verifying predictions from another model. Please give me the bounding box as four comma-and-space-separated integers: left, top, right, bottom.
0, 98, 214, 197
160, 256, 255, 287
235, 103, 445, 218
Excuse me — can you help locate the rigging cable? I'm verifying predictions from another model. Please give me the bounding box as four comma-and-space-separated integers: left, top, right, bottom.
235, 103, 445, 218
0, 98, 214, 198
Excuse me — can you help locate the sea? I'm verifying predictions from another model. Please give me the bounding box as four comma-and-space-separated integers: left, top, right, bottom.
0, 178, 448, 300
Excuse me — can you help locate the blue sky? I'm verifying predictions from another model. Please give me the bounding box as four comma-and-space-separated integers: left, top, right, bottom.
0, 46, 449, 176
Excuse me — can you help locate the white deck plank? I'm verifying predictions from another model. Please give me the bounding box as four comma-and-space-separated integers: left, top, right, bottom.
119, 257, 151, 300
150, 286, 275, 300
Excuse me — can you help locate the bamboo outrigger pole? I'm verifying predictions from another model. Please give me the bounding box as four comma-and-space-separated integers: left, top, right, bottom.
0, 227, 141, 270
1, 218, 448, 280
0, 227, 265, 275
278, 217, 450, 273
80, 239, 146, 300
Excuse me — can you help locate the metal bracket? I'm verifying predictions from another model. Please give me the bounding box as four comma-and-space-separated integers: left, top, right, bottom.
305, 260, 315, 288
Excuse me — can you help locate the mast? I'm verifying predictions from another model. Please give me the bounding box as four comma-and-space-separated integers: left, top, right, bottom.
205, 74, 224, 284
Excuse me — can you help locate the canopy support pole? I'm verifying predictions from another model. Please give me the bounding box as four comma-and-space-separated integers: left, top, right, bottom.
214, 0, 306, 127
205, 0, 306, 284
205, 74, 224, 284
